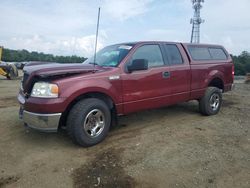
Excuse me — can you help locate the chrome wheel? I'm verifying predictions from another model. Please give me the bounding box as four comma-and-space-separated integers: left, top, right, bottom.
83, 109, 105, 138
209, 93, 220, 111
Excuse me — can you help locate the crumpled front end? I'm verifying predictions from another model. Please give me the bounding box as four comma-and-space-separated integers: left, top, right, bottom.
18, 92, 62, 132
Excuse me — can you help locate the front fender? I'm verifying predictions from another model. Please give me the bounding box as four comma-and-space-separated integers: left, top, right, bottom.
58, 78, 122, 110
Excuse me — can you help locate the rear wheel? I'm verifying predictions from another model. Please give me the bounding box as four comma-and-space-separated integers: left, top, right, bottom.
67, 98, 111, 147
199, 87, 222, 116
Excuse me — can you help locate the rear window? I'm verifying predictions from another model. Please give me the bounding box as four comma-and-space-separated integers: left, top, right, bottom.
208, 48, 227, 60
188, 47, 211, 60
188, 46, 228, 61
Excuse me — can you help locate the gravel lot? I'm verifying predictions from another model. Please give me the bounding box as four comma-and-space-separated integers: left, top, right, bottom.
0, 75, 249, 188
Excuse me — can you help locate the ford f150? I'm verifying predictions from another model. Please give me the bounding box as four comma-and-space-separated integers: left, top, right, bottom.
18, 41, 234, 146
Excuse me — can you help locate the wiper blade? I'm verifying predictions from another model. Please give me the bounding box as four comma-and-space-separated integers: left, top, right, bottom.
88, 62, 98, 65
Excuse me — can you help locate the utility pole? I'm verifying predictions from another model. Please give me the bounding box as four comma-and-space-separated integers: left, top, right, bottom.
190, 0, 204, 43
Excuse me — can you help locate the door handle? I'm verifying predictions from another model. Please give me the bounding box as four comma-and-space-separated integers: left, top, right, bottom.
162, 71, 170, 78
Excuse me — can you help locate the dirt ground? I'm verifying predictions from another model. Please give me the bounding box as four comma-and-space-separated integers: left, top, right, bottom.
0, 74, 250, 188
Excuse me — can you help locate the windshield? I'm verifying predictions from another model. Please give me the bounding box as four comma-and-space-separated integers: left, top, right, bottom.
84, 44, 133, 67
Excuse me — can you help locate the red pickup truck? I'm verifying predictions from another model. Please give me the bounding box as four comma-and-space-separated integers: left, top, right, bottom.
18, 41, 234, 147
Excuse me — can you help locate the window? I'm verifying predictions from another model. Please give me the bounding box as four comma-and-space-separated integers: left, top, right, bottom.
209, 48, 227, 60
188, 46, 212, 60
84, 44, 133, 67
188, 46, 228, 61
131, 45, 164, 68
165, 44, 183, 65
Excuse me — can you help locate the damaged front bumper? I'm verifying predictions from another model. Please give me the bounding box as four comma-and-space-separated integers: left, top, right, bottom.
18, 93, 61, 132
21, 110, 61, 132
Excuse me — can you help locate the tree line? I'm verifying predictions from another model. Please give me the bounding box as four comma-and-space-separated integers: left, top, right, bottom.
1, 48, 87, 63
232, 51, 250, 75
1, 48, 250, 75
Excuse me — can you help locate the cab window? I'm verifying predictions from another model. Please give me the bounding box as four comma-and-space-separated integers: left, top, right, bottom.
131, 45, 164, 68
165, 44, 183, 65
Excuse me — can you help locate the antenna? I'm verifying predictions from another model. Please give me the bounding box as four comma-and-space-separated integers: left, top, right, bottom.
93, 7, 101, 69
190, 0, 205, 43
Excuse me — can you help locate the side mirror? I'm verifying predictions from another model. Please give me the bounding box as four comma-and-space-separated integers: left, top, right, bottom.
127, 59, 148, 73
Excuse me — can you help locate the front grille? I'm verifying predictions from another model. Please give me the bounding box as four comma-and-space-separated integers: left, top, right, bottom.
21, 72, 29, 90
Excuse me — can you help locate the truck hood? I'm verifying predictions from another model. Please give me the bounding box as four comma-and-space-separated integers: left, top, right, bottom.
22, 63, 106, 94
23, 63, 102, 77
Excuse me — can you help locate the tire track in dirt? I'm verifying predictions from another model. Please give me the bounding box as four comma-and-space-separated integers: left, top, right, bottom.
72, 149, 136, 188
0, 97, 18, 108
0, 175, 20, 187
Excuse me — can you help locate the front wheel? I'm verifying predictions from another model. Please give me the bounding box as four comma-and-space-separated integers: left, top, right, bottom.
199, 87, 222, 116
67, 98, 111, 147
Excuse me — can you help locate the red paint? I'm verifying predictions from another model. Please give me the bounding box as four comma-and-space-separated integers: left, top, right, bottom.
18, 41, 234, 116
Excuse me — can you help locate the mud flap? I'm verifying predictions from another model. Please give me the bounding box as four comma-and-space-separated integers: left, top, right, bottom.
19, 106, 24, 119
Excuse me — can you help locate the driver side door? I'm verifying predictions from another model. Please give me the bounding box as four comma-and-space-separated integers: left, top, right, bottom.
121, 44, 171, 114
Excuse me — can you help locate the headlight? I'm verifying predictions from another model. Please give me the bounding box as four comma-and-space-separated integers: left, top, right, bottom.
31, 82, 59, 98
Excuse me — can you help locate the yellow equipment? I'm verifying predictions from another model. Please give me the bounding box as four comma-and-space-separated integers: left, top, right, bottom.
0, 46, 18, 79
0, 46, 2, 59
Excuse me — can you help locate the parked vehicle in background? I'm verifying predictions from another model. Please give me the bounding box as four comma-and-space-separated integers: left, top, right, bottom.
16, 62, 27, 69
17, 41, 234, 147
0, 46, 19, 79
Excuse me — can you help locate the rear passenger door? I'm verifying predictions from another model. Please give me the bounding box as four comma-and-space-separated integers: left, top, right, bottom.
163, 43, 191, 104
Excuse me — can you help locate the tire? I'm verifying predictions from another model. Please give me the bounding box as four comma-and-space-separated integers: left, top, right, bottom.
67, 98, 111, 147
199, 87, 222, 116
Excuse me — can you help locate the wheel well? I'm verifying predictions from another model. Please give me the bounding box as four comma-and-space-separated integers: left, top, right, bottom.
208, 78, 224, 91
59, 92, 116, 128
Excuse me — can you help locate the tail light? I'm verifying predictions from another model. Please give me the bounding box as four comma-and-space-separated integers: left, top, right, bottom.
232, 64, 235, 79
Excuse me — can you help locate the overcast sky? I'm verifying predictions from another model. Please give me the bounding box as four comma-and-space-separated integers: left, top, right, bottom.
0, 0, 249, 57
